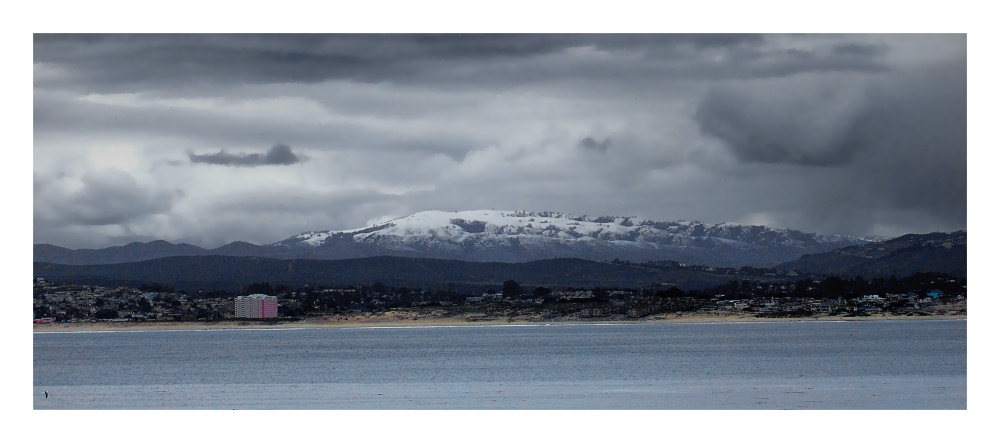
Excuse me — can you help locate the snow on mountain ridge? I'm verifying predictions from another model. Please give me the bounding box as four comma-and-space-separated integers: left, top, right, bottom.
251, 210, 878, 266
273, 210, 864, 250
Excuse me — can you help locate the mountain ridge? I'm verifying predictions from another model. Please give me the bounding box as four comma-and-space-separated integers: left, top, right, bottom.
33, 231, 967, 293
34, 231, 967, 292
31, 256, 757, 293
35, 209, 882, 267
776, 230, 967, 278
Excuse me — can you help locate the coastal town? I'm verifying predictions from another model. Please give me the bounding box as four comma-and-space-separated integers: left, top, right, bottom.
33, 272, 966, 326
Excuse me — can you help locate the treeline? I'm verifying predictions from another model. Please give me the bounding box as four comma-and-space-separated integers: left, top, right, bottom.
36, 270, 965, 323
151, 271, 967, 302
707, 272, 965, 299
160, 271, 963, 318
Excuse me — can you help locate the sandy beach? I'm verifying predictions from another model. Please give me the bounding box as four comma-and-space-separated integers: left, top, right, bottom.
32, 309, 967, 332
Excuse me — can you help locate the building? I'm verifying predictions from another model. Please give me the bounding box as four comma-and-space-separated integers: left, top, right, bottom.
234, 294, 278, 318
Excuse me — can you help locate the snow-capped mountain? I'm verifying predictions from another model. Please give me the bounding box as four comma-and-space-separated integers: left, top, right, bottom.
269, 210, 870, 267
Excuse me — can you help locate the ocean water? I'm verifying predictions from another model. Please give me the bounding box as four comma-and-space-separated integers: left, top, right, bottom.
33, 319, 966, 409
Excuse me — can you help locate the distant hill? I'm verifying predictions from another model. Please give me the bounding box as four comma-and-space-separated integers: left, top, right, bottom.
34, 231, 967, 293
33, 256, 749, 293
775, 231, 967, 278
33, 240, 208, 266
34, 209, 869, 268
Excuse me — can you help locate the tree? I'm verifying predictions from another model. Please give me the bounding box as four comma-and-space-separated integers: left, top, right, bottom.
501, 280, 523, 297
140, 283, 175, 293
244, 282, 274, 295
533, 286, 552, 296
137, 297, 153, 313
34, 305, 51, 318
792, 279, 811, 298
94, 308, 119, 320
656, 287, 686, 298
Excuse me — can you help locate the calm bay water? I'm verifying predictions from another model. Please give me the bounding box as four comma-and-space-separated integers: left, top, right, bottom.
33, 319, 966, 409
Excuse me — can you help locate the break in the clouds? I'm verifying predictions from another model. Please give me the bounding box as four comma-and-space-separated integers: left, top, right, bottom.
33, 34, 967, 249
189, 143, 303, 167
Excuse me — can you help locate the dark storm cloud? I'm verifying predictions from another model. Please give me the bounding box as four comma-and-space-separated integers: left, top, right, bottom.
33, 34, 891, 93
578, 137, 612, 153
32, 88, 481, 159
189, 143, 303, 167
832, 43, 888, 57
695, 55, 966, 236
35, 169, 176, 227
731, 45, 889, 79
34, 34, 370, 89
695, 57, 965, 168
821, 59, 966, 231
406, 33, 765, 57
694, 85, 867, 166
32, 34, 967, 249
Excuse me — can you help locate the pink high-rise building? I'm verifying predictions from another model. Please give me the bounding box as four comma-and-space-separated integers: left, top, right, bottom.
234, 294, 278, 318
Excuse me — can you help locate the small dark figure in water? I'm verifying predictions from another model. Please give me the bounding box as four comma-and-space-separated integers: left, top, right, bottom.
44, 391, 48, 399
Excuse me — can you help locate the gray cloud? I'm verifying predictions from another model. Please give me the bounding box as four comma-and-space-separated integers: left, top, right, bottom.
35, 169, 176, 227
71, 171, 174, 225
695, 56, 966, 236
32, 88, 481, 160
832, 43, 888, 56
33, 34, 894, 94
815, 59, 967, 234
32, 34, 967, 249
578, 137, 612, 153
166, 187, 417, 248
189, 143, 303, 167
694, 79, 869, 166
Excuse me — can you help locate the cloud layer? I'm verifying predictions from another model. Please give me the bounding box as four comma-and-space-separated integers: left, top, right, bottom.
189, 143, 303, 167
33, 34, 967, 249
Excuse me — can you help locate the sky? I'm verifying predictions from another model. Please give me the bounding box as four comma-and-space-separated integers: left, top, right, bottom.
33, 33, 968, 249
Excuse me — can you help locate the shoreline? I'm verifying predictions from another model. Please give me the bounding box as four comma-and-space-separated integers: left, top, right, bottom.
32, 311, 967, 332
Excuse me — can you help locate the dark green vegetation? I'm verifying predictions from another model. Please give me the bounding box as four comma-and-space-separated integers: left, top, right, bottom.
34, 256, 751, 294
34, 231, 966, 293
34, 231, 966, 295
776, 231, 966, 278
34, 272, 966, 323
35, 230, 968, 324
